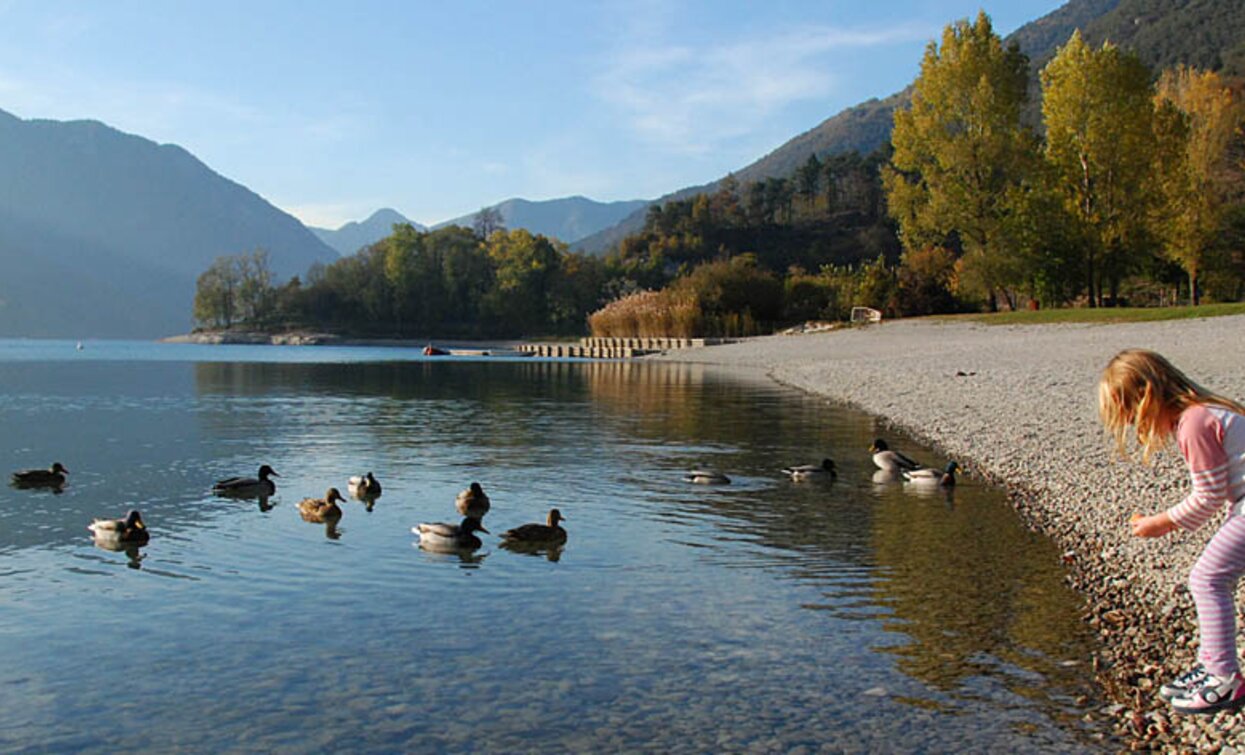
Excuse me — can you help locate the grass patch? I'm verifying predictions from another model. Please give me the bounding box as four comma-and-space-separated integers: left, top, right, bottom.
933, 302, 1245, 325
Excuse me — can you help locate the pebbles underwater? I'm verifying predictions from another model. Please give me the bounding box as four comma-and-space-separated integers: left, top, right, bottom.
657, 314, 1245, 750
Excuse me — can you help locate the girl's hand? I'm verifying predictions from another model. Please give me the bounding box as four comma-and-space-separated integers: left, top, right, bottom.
1130, 512, 1177, 538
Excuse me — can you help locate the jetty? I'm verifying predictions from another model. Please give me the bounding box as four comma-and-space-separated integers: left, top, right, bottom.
516, 336, 731, 359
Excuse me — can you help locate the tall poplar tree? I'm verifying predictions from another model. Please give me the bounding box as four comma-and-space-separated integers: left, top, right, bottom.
882, 11, 1037, 309
1152, 67, 1245, 304
1041, 31, 1156, 306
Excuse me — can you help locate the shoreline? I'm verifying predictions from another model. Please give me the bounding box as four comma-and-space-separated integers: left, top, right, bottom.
653, 315, 1245, 749
160, 331, 526, 350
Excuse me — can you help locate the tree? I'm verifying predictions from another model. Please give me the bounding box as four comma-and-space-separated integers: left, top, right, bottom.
1152, 67, 1245, 304
473, 206, 505, 239
882, 11, 1038, 310
796, 154, 823, 210
194, 255, 241, 329
1041, 31, 1157, 306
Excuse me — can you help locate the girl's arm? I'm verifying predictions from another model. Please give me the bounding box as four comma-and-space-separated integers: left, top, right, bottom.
1165, 405, 1231, 531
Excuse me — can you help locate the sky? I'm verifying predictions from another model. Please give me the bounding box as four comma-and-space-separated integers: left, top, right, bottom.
0, 0, 1067, 228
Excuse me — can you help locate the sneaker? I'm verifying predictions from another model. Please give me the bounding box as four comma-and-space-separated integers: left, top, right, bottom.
1160, 664, 1208, 700
1170, 672, 1245, 715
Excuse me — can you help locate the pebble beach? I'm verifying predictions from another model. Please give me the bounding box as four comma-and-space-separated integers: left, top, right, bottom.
657, 314, 1245, 751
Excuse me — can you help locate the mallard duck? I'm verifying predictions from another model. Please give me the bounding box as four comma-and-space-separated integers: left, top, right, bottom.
11, 462, 69, 488
870, 439, 921, 473
685, 469, 731, 485
902, 461, 959, 488
455, 482, 490, 519
213, 464, 279, 496
413, 516, 489, 550
298, 488, 345, 523
782, 458, 837, 481
87, 509, 149, 545
348, 472, 382, 499
501, 509, 567, 545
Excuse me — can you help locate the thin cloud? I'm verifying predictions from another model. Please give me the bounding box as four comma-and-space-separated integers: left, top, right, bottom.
593, 22, 928, 154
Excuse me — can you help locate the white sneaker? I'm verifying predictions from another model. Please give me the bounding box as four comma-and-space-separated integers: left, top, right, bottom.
1159, 664, 1207, 700
1170, 671, 1245, 715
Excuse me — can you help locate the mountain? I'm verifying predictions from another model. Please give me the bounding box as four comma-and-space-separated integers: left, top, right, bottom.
311, 208, 424, 256
0, 108, 338, 338
435, 196, 649, 244
575, 0, 1245, 254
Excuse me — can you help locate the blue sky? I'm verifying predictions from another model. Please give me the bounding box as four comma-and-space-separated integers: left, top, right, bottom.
0, 1, 1066, 228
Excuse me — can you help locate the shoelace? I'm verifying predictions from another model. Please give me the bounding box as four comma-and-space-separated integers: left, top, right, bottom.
1172, 665, 1207, 686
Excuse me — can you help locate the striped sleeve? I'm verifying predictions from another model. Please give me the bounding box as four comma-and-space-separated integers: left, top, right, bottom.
1166, 405, 1231, 531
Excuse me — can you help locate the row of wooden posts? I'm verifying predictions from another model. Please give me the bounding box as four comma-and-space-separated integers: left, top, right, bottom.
516, 337, 729, 359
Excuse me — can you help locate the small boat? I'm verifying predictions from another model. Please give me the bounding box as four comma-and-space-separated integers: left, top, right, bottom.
423, 345, 449, 356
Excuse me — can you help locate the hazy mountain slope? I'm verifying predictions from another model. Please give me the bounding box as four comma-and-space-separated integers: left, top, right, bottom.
0, 108, 338, 337
435, 196, 649, 243
311, 208, 424, 256
576, 0, 1245, 255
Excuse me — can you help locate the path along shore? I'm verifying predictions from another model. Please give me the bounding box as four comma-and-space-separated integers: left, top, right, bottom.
654, 314, 1245, 750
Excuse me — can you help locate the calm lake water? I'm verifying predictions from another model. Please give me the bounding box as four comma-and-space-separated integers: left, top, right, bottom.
0, 340, 1111, 752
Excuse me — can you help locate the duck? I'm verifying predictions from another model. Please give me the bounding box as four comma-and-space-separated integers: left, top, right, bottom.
413, 516, 489, 550
298, 488, 346, 523
902, 461, 960, 488
213, 464, 279, 496
501, 509, 568, 545
11, 462, 69, 488
685, 469, 731, 485
87, 509, 149, 545
348, 472, 382, 499
870, 439, 922, 473
782, 458, 837, 481
455, 482, 491, 519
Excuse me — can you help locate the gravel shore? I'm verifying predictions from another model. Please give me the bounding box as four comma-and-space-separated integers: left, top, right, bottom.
655, 314, 1245, 750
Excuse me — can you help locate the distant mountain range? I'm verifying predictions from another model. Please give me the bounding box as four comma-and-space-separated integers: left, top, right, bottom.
3, 0, 1241, 337
310, 208, 425, 256
434, 196, 649, 244
0, 108, 337, 337
575, 0, 1245, 253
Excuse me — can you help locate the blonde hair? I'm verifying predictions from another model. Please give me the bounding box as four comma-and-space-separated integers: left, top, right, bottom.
1098, 348, 1245, 464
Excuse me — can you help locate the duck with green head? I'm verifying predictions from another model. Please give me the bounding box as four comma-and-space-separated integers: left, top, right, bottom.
88, 509, 149, 546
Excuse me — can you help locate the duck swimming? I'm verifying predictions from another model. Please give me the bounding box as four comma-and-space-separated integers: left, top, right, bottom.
413, 516, 489, 550
87, 509, 149, 545
501, 509, 567, 545
213, 464, 279, 496
298, 488, 346, 523
902, 461, 959, 488
685, 469, 731, 485
11, 462, 69, 489
870, 439, 921, 473
782, 458, 837, 481
455, 482, 490, 519
348, 472, 382, 499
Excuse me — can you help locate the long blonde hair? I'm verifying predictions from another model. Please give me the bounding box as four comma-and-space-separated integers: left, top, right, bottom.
1098, 349, 1245, 464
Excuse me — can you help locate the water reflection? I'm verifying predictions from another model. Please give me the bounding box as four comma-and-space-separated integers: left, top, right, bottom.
498, 540, 564, 562
90, 536, 146, 570
0, 352, 1109, 751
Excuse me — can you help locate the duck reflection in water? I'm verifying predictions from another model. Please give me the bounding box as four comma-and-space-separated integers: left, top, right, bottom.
324, 521, 342, 540
91, 537, 146, 569
499, 540, 563, 562
217, 488, 277, 512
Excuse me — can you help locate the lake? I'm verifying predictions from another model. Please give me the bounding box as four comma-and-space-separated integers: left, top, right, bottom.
0, 340, 1111, 752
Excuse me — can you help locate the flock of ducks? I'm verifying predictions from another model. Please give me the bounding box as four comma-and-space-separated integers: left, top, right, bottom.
8, 460, 568, 556
683, 438, 959, 490
11, 435, 953, 559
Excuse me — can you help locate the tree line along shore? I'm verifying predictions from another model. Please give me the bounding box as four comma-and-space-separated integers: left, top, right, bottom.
193, 11, 1243, 347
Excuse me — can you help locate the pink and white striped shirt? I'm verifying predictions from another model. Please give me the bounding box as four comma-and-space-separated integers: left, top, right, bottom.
1167, 404, 1245, 531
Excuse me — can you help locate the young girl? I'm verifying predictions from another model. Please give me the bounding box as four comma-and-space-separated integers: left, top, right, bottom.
1099, 349, 1245, 714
